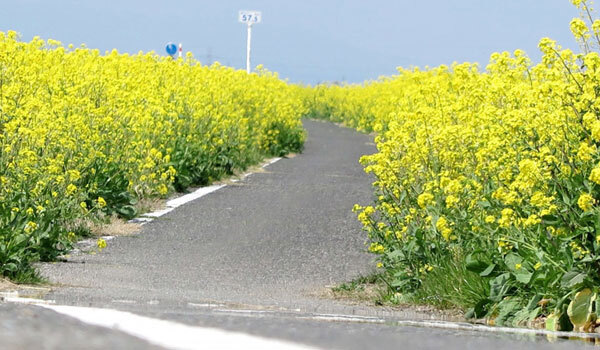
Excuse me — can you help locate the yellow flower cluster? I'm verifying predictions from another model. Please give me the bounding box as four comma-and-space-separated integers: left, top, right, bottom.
578, 193, 595, 211
312, 37, 600, 247
0, 31, 306, 276
324, 47, 585, 251
307, 0, 600, 321
435, 217, 453, 241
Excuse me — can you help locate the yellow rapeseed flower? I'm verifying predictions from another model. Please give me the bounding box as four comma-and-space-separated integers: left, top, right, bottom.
578, 193, 595, 212
417, 192, 434, 209
97, 238, 107, 250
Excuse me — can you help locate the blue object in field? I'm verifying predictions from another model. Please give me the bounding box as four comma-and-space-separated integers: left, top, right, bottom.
165, 42, 177, 56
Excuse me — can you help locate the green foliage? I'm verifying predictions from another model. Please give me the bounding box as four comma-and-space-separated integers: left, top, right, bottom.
0, 31, 306, 280
568, 288, 597, 332
304, 0, 600, 332
412, 253, 490, 311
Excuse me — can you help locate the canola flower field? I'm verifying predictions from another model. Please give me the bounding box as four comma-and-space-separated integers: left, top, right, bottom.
4, 0, 600, 334
304, 0, 600, 332
0, 31, 305, 280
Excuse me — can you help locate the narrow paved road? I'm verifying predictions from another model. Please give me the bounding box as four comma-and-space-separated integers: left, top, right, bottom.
2, 120, 594, 349
41, 119, 377, 313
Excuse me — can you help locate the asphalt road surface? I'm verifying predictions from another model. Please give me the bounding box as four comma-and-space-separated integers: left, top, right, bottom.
1, 120, 595, 349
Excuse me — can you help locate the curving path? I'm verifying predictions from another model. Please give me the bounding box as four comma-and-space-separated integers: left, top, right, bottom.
1, 120, 590, 349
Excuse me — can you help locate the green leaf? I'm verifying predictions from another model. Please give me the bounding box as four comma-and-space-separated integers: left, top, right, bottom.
470, 298, 490, 319
495, 298, 521, 326
504, 253, 532, 284
514, 271, 533, 284
504, 253, 522, 270
546, 313, 561, 331
480, 263, 496, 277
116, 205, 137, 220
513, 306, 540, 326
526, 294, 542, 311
561, 270, 586, 289
489, 273, 511, 302
465, 250, 488, 274
464, 308, 475, 319
567, 288, 596, 332
12, 234, 29, 247
386, 250, 404, 260
541, 214, 560, 225
477, 200, 491, 208
3, 262, 17, 272
560, 189, 571, 206
390, 278, 411, 289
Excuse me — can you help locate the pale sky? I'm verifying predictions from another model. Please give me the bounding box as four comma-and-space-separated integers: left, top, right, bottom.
2, 0, 582, 83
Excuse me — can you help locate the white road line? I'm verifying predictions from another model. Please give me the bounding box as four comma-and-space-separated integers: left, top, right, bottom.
133, 184, 225, 223
131, 157, 281, 223
299, 314, 385, 324
263, 157, 282, 167
214, 308, 277, 315
187, 302, 226, 309
165, 184, 226, 208
6, 298, 598, 346
394, 319, 600, 340
143, 207, 176, 218
208, 308, 600, 340
0, 291, 19, 299
300, 313, 600, 339
2, 296, 54, 305
129, 217, 154, 224
41, 304, 321, 350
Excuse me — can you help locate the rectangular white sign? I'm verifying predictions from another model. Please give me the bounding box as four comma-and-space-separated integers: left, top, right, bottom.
239, 10, 261, 24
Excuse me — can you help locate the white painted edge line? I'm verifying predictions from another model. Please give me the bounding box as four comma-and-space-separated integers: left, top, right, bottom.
0, 291, 19, 298
132, 184, 224, 223
299, 314, 600, 339
272, 309, 600, 340
142, 207, 176, 218
210, 309, 385, 324
301, 311, 600, 340
41, 304, 321, 350
129, 217, 154, 224
393, 319, 600, 340
128, 156, 282, 224
298, 314, 385, 324
166, 184, 226, 208
5, 297, 596, 344
263, 157, 282, 168
187, 302, 227, 309
214, 308, 277, 315
2, 296, 55, 305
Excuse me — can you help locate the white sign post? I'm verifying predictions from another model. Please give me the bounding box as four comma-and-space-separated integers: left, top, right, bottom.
238, 10, 261, 73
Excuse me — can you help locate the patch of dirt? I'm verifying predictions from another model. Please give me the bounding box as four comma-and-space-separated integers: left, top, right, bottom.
137, 197, 166, 214
318, 283, 385, 304
0, 278, 17, 292
0, 278, 50, 299
90, 218, 142, 237
312, 281, 464, 322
